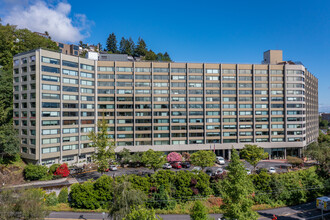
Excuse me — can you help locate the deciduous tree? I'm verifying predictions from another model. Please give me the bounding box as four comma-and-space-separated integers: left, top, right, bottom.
167, 152, 182, 163
190, 150, 216, 170
141, 149, 166, 172
123, 206, 162, 220
0, 124, 20, 162
305, 142, 330, 171
109, 181, 147, 220
240, 144, 268, 171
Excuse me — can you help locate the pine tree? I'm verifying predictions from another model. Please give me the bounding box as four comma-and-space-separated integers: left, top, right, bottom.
220, 148, 258, 219
119, 37, 127, 54
106, 33, 118, 53
134, 37, 147, 57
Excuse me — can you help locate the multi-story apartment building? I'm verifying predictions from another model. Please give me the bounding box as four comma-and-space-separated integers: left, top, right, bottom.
13, 49, 318, 165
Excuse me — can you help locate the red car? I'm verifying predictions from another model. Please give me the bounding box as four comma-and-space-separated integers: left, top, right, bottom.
171, 162, 182, 169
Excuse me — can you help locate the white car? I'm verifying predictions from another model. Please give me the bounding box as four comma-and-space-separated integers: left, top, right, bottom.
215, 168, 224, 175
162, 163, 172, 169
109, 165, 118, 171
192, 166, 202, 172
246, 169, 251, 175
216, 156, 225, 165
268, 167, 276, 174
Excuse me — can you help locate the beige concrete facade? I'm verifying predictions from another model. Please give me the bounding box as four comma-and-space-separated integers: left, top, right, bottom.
13, 49, 319, 165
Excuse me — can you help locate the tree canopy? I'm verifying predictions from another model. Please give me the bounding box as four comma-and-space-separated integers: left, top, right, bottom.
141, 149, 166, 171
305, 142, 330, 171
106, 33, 118, 53
240, 144, 268, 171
190, 150, 216, 169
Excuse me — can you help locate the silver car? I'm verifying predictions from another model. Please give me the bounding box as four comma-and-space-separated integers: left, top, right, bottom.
268, 167, 276, 174
162, 163, 172, 169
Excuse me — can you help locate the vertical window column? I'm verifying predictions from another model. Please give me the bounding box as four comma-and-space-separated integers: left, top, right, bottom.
236, 64, 239, 144
114, 61, 117, 144
252, 64, 256, 143
283, 65, 287, 142
151, 62, 154, 145
186, 63, 190, 145
219, 64, 223, 144
132, 62, 136, 146
169, 63, 172, 143
203, 63, 207, 144
267, 65, 272, 143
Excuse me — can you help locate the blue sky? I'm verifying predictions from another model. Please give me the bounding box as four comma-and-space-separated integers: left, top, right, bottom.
1, 0, 329, 111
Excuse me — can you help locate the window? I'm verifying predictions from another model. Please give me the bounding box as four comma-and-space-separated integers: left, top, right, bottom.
172, 75, 186, 80
135, 74, 151, 80
63, 69, 78, 76
42, 75, 59, 82
42, 111, 59, 117
98, 66, 114, 72
42, 146, 60, 154
63, 86, 78, 92
62, 60, 78, 68
81, 88, 94, 94
189, 75, 203, 80
63, 78, 78, 84
42, 102, 60, 108
42, 93, 60, 99
135, 67, 151, 72
42, 120, 59, 126
81, 80, 94, 86
171, 68, 186, 73
117, 67, 132, 72
42, 57, 59, 65
153, 75, 169, 80
42, 66, 59, 73
206, 69, 219, 74
189, 68, 203, 73
42, 129, 59, 135
81, 64, 94, 70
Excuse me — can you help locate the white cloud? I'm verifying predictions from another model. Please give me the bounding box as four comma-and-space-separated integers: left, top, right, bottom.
2, 1, 91, 43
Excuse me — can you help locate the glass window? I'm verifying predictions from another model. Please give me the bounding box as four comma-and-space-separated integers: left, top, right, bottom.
42, 57, 59, 65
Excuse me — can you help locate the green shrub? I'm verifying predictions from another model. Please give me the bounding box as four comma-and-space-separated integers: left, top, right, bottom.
148, 185, 175, 210
69, 180, 99, 209
58, 187, 68, 203
45, 192, 58, 206
24, 164, 49, 181
123, 206, 162, 220
93, 175, 113, 208
190, 201, 211, 220
49, 164, 60, 174
287, 156, 303, 167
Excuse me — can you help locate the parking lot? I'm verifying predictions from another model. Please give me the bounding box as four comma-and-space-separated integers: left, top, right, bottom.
73, 159, 293, 183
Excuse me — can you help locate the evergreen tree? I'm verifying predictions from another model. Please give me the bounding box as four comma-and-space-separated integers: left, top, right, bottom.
220, 148, 258, 219
119, 37, 127, 54
88, 118, 116, 173
163, 52, 171, 61
144, 49, 158, 60
106, 33, 118, 53
134, 37, 147, 57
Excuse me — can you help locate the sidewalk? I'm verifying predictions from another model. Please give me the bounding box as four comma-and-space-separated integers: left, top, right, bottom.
3, 177, 78, 190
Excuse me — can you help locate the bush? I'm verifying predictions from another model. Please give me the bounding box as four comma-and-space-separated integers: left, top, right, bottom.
287, 156, 303, 167
45, 192, 58, 206
24, 164, 49, 181
49, 164, 60, 174
148, 185, 175, 210
190, 201, 211, 220
123, 206, 162, 220
58, 187, 68, 203
54, 163, 70, 177
93, 175, 113, 208
69, 180, 100, 209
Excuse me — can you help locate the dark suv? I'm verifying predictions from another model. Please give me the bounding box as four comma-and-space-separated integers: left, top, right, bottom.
181, 162, 191, 168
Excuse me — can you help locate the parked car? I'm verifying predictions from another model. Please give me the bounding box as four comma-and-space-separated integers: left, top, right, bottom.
215, 168, 224, 175
192, 166, 202, 172
109, 165, 117, 171
162, 163, 172, 169
268, 167, 276, 174
205, 168, 213, 176
246, 168, 251, 175
181, 161, 191, 168
172, 162, 182, 169
216, 156, 225, 165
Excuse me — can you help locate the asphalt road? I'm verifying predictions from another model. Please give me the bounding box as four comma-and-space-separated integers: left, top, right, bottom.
47, 200, 330, 219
